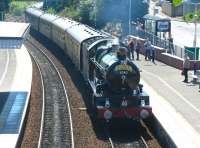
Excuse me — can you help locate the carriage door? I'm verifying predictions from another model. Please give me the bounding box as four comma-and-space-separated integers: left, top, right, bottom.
81, 43, 89, 80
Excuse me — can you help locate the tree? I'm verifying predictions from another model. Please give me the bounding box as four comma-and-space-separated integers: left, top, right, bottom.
92, 0, 148, 30
52, 0, 149, 31
0, 0, 10, 11
173, 0, 183, 7
79, 0, 93, 25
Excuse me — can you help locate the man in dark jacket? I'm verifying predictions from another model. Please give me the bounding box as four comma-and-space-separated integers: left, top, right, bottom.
151, 45, 155, 63
128, 39, 135, 60
144, 38, 151, 60
183, 54, 190, 83
135, 40, 141, 60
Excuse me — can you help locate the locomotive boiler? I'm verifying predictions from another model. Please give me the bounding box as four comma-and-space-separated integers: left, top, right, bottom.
94, 46, 140, 94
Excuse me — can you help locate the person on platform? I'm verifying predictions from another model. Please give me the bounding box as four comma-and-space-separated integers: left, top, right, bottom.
128, 39, 135, 60
168, 37, 175, 54
150, 45, 155, 63
144, 38, 151, 60
117, 47, 128, 60
135, 39, 141, 60
182, 54, 190, 83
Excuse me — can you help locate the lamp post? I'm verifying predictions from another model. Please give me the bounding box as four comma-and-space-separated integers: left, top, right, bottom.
0, 12, 2, 21
193, 4, 198, 47
184, 1, 200, 59
191, 2, 199, 60
128, 0, 132, 34
43, 0, 48, 10
94, 0, 97, 27
0, 1, 5, 21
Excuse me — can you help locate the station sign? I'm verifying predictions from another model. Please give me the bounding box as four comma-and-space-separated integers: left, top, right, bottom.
156, 20, 171, 32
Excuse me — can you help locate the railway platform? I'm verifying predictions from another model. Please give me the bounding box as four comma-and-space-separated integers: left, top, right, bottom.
134, 56, 200, 148
0, 22, 32, 147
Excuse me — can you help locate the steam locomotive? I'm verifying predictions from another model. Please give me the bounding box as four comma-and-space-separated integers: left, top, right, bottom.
25, 7, 152, 121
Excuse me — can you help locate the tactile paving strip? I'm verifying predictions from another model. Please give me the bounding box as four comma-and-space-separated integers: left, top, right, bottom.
0, 92, 27, 134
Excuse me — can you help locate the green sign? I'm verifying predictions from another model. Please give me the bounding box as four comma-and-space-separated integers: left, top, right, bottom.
185, 47, 200, 60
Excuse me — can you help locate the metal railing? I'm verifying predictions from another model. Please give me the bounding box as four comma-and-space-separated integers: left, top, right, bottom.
130, 23, 191, 59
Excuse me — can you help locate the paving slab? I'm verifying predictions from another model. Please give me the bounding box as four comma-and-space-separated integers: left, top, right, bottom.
134, 55, 200, 147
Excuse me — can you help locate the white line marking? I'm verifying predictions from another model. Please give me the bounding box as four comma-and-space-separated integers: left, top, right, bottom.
142, 69, 200, 114
141, 79, 200, 148
108, 137, 114, 148
0, 50, 9, 86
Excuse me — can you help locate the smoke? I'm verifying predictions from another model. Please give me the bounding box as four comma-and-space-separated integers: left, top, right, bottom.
97, 0, 148, 34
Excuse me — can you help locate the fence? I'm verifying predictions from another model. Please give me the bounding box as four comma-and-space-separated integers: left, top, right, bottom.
183, 2, 200, 16
130, 23, 197, 59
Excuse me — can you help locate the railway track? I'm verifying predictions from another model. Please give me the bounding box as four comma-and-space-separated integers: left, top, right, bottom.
24, 32, 159, 148
26, 30, 156, 148
112, 136, 148, 148
25, 35, 74, 148
6, 13, 161, 148
104, 120, 150, 148
5, 14, 25, 22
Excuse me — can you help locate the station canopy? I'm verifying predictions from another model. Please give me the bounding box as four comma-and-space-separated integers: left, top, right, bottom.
0, 22, 30, 49
143, 14, 171, 33
143, 14, 171, 21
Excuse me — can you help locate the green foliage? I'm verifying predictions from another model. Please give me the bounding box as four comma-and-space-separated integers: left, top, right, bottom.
79, 0, 93, 25
183, 11, 200, 22
58, 0, 94, 25
183, 13, 194, 22
59, 6, 80, 21
0, 0, 10, 11
50, 0, 148, 31
173, 0, 183, 7
10, 1, 34, 16
47, 7, 56, 14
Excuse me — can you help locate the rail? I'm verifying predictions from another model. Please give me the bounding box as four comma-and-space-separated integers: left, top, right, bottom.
26, 36, 74, 148
27, 51, 45, 148
103, 121, 149, 148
